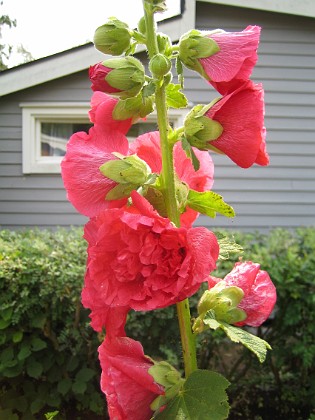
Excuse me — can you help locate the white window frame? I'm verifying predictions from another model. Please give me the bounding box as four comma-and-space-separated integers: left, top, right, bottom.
21, 102, 187, 174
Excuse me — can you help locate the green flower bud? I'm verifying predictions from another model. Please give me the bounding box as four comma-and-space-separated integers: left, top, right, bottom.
149, 361, 184, 412
178, 29, 220, 78
93, 18, 131, 56
137, 17, 147, 35
144, 0, 167, 13
184, 103, 223, 150
149, 53, 172, 79
99, 153, 151, 200
102, 56, 145, 99
157, 33, 172, 55
113, 93, 154, 121
193, 281, 247, 332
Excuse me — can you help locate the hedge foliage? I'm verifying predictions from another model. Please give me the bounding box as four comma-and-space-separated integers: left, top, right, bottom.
0, 227, 314, 419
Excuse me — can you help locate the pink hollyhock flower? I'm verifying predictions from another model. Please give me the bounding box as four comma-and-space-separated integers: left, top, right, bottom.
205, 81, 269, 168
82, 191, 219, 330
99, 336, 164, 420
200, 26, 261, 95
208, 261, 277, 327
61, 92, 132, 217
130, 131, 214, 226
89, 63, 122, 94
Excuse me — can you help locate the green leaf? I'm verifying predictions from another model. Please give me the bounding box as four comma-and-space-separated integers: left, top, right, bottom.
30, 398, 45, 414
26, 359, 43, 378
187, 190, 235, 218
72, 380, 87, 394
57, 378, 72, 396
176, 57, 184, 88
0, 319, 11, 329
17, 343, 31, 361
216, 233, 243, 260
31, 337, 47, 351
203, 312, 271, 363
75, 367, 95, 383
166, 83, 188, 109
12, 331, 23, 343
154, 369, 230, 420
2, 307, 13, 321
181, 137, 200, 171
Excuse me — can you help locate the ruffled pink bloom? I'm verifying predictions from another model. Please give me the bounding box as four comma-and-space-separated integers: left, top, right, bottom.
61, 92, 132, 217
130, 131, 214, 226
206, 81, 269, 168
89, 63, 122, 94
208, 261, 277, 327
199, 26, 261, 95
99, 336, 164, 420
82, 191, 219, 331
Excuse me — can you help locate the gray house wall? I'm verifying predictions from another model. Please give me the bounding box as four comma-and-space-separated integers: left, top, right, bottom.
0, 3, 314, 231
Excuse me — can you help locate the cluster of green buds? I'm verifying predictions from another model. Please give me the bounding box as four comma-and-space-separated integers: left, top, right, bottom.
94, 18, 132, 56
193, 281, 247, 334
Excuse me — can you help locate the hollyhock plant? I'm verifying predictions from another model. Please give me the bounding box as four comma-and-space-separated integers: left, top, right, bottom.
98, 336, 164, 420
82, 191, 219, 331
208, 261, 277, 327
130, 131, 214, 226
179, 26, 261, 95
184, 81, 269, 168
61, 92, 133, 217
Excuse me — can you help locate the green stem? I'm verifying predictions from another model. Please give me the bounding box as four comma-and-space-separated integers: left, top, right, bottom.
143, 1, 197, 378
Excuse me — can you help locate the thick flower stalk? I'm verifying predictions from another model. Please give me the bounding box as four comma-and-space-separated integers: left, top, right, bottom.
60, 1, 277, 417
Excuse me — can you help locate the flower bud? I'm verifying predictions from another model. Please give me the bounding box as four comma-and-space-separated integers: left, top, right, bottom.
193, 281, 247, 333
184, 103, 223, 150
90, 57, 145, 99
179, 29, 220, 78
93, 18, 131, 56
100, 153, 151, 185
149, 53, 172, 79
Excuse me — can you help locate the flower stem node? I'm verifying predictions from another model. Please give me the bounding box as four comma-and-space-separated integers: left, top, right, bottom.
184, 104, 223, 150
179, 29, 220, 78
149, 53, 172, 80
193, 281, 247, 333
101, 57, 146, 99
144, 0, 167, 14
93, 18, 132, 56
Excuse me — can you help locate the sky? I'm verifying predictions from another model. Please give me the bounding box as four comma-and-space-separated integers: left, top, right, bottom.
1, 0, 181, 68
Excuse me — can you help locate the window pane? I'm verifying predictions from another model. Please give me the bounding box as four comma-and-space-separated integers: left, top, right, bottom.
127, 122, 158, 142
41, 122, 92, 156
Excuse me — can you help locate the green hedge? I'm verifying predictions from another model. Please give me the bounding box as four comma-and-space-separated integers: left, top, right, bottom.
0, 227, 314, 419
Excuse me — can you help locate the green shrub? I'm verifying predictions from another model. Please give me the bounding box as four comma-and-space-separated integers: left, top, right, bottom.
0, 227, 314, 419
0, 228, 105, 419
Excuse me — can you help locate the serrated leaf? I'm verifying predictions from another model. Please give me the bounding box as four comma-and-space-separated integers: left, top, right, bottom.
220, 323, 271, 363
166, 83, 188, 109
216, 233, 243, 260
187, 190, 235, 218
203, 311, 271, 363
154, 369, 230, 420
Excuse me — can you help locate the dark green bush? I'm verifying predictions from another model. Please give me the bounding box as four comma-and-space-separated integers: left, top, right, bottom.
0, 228, 105, 419
0, 227, 314, 419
